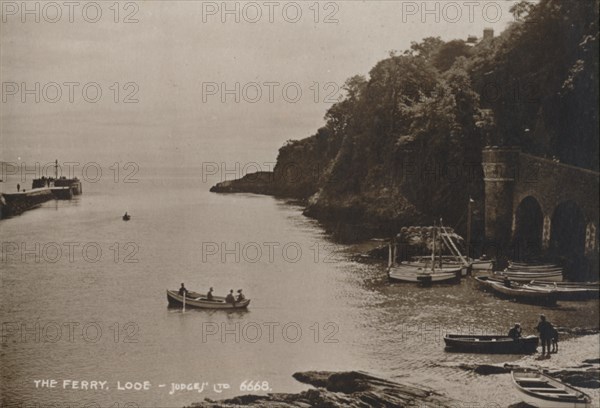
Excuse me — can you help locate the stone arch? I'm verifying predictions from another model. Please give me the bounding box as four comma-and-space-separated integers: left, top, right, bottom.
513, 196, 544, 261
550, 200, 587, 280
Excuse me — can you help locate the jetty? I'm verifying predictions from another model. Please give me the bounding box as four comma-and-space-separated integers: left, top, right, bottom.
0, 160, 82, 220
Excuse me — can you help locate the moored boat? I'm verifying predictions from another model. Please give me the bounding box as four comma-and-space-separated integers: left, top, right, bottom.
512, 369, 592, 407
497, 270, 563, 282
388, 264, 462, 283
387, 222, 462, 284
471, 258, 493, 272
524, 281, 600, 301
475, 276, 559, 305
166, 290, 250, 309
444, 334, 538, 354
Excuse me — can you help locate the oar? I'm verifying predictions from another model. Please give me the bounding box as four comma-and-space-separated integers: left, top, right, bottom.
183, 292, 186, 313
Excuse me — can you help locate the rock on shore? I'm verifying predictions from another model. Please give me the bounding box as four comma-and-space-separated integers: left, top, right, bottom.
188, 370, 460, 407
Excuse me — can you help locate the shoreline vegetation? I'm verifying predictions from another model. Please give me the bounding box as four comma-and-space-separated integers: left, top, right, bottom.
210, 0, 599, 244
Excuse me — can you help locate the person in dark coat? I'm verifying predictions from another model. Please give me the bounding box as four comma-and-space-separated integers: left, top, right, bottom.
206, 287, 214, 301
225, 289, 235, 304
536, 314, 554, 357
178, 283, 189, 296
508, 323, 522, 340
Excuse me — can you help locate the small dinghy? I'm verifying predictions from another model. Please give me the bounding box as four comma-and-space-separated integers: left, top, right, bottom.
166, 290, 250, 309
444, 334, 539, 354
388, 264, 462, 283
498, 270, 563, 282
524, 281, 600, 301
475, 276, 559, 305
387, 221, 462, 284
512, 369, 592, 407
122, 213, 131, 221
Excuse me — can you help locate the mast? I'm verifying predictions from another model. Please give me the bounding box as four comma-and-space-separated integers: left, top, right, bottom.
467, 197, 473, 261
438, 218, 443, 268
55, 159, 58, 180
431, 221, 436, 272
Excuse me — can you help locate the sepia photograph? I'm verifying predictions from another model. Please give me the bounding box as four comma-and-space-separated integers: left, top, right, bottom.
1, 0, 599, 407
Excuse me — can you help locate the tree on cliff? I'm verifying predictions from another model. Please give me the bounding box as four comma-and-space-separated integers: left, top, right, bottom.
240, 0, 599, 241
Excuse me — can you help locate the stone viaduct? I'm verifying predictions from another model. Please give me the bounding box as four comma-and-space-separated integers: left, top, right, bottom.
482, 147, 599, 280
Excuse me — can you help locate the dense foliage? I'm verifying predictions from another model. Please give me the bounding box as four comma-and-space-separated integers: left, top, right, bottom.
270, 0, 599, 240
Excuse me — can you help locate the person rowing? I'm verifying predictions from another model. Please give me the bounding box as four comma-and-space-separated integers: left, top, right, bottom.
178, 283, 189, 297
206, 287, 214, 301
225, 289, 236, 305
236, 289, 245, 302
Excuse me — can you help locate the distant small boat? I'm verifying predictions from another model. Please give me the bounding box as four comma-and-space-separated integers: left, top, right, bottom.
166, 290, 250, 309
512, 369, 592, 407
475, 276, 559, 305
444, 334, 539, 354
122, 214, 131, 221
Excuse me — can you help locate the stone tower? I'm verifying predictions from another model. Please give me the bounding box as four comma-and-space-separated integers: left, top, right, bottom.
483, 28, 494, 41
482, 147, 520, 248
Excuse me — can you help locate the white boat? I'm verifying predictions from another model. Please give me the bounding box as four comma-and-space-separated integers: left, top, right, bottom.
387, 222, 462, 284
497, 270, 563, 282
524, 281, 600, 300
475, 277, 559, 305
389, 265, 462, 283
471, 258, 493, 271
512, 370, 592, 407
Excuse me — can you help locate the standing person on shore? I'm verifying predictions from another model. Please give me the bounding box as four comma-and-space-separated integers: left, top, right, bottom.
536, 314, 554, 358
551, 327, 559, 353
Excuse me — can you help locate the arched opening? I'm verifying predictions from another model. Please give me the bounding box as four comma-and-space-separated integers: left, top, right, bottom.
513, 196, 544, 261
550, 201, 587, 280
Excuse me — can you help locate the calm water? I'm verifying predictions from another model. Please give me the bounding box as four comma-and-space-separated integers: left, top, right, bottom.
1, 169, 598, 407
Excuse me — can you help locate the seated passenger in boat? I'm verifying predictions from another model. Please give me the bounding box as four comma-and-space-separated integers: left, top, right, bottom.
207, 287, 214, 301
236, 289, 245, 302
179, 283, 189, 296
225, 289, 236, 304
508, 323, 522, 340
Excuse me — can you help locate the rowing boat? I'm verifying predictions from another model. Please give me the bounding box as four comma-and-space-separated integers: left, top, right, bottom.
497, 270, 563, 282
512, 370, 592, 407
166, 290, 250, 309
444, 334, 539, 354
471, 259, 493, 272
475, 276, 559, 305
388, 264, 462, 283
524, 281, 599, 301
387, 221, 463, 284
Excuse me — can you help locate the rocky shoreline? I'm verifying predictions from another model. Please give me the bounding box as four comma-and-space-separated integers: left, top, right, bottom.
187, 370, 460, 407
188, 334, 600, 408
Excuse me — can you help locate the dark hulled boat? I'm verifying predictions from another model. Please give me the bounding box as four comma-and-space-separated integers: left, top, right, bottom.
444, 334, 539, 354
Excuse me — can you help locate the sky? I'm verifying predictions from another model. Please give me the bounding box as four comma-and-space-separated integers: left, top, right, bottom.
1, 0, 520, 170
